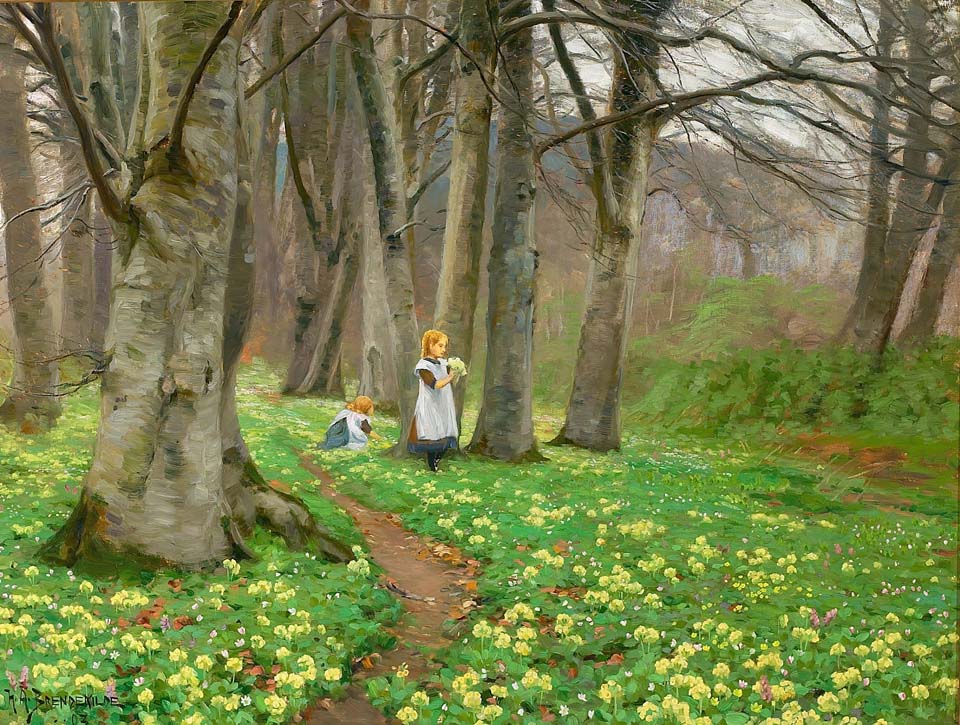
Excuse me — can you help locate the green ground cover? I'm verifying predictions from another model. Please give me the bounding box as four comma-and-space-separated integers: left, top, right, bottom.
0, 360, 956, 724
0, 372, 400, 724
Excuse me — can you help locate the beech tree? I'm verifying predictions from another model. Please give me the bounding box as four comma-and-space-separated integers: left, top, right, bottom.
0, 22, 61, 429
2, 2, 350, 570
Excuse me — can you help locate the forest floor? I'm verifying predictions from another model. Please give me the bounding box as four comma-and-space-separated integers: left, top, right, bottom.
0, 361, 956, 724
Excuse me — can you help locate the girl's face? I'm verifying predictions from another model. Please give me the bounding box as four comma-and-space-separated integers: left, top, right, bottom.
429, 337, 448, 358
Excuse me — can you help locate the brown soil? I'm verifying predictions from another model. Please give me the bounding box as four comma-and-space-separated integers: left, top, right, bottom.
297, 455, 477, 724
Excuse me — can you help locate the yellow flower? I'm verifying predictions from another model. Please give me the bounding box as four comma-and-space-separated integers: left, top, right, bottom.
396, 706, 418, 723
79, 581, 94, 593
226, 657, 243, 674
911, 684, 929, 700
480, 704, 503, 720
817, 692, 841, 713
324, 667, 342, 682
194, 655, 214, 671
137, 689, 154, 707
395, 662, 409, 679
169, 648, 187, 664
712, 663, 730, 678
411, 690, 429, 707
265, 693, 287, 718
472, 621, 493, 639
463, 691, 482, 710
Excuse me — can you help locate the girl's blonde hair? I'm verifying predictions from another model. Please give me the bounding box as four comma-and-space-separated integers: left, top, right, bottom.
346, 396, 374, 415
421, 329, 448, 358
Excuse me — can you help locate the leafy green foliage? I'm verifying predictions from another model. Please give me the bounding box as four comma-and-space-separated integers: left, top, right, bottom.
624, 338, 959, 442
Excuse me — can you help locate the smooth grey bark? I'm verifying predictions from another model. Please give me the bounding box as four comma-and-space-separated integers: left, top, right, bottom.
347, 1, 421, 455
434, 0, 498, 429
551, 3, 671, 451
468, 1, 542, 462
901, 149, 960, 343
0, 25, 61, 429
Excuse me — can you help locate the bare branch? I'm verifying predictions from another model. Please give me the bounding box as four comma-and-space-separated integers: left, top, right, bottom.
245, 7, 347, 99
5, 4, 126, 221
166, 0, 243, 162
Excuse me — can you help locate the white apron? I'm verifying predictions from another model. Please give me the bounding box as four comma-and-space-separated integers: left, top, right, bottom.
328, 409, 371, 450
414, 358, 458, 440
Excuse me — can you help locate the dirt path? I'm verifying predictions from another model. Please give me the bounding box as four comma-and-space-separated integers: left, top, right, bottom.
298, 456, 476, 724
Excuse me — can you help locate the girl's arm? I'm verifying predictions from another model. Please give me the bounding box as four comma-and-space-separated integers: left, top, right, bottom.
369, 430, 383, 441
434, 372, 456, 389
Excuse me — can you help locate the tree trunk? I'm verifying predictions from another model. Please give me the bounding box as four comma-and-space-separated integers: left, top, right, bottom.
468, 1, 541, 462
299, 165, 363, 397
347, 1, 421, 454
550, 6, 667, 451
900, 153, 960, 343
281, 11, 348, 393
41, 4, 252, 570
359, 153, 400, 411
59, 147, 97, 359
434, 0, 498, 429
90, 201, 112, 356
846, 1, 938, 353
0, 25, 61, 429
220, 112, 350, 563
838, 4, 895, 343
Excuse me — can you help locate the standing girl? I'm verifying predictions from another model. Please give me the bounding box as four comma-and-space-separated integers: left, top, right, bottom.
407, 330, 461, 471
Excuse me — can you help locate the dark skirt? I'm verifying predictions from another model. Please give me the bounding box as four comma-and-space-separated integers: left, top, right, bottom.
406, 416, 458, 454
407, 436, 458, 454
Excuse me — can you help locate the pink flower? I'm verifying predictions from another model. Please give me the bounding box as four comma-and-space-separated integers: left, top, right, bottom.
898, 692, 906, 700
759, 676, 773, 702
863, 678, 870, 686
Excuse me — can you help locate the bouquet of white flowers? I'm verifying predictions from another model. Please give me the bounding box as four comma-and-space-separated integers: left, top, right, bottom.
446, 357, 468, 377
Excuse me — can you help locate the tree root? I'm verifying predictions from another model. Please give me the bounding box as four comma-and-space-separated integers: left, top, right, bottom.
239, 459, 353, 563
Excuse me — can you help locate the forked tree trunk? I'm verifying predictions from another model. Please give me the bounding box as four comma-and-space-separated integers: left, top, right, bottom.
347, 1, 421, 454
468, 1, 541, 462
434, 0, 498, 428
0, 25, 61, 429
847, 1, 938, 353
900, 154, 960, 343
550, 6, 667, 451
42, 4, 350, 571
299, 165, 363, 397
